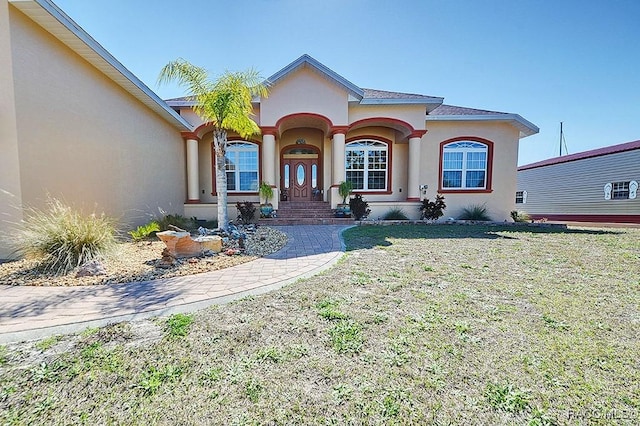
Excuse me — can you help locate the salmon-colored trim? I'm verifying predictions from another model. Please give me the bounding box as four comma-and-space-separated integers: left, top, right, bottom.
345, 135, 393, 193
529, 214, 640, 224
181, 132, 200, 141
330, 126, 350, 137
185, 199, 201, 204
409, 130, 427, 139
211, 138, 262, 194
275, 112, 334, 130
437, 137, 494, 193
260, 126, 278, 136
406, 197, 420, 201
349, 117, 415, 134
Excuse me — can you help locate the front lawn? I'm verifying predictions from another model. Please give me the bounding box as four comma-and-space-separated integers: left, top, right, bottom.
1, 225, 638, 424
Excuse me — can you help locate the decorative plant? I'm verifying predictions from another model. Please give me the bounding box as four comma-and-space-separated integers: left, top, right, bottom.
259, 182, 274, 205
459, 204, 492, 221
129, 221, 160, 242
14, 197, 118, 274
510, 210, 531, 223
383, 207, 409, 220
236, 201, 257, 224
338, 181, 354, 204
419, 194, 446, 221
349, 194, 371, 220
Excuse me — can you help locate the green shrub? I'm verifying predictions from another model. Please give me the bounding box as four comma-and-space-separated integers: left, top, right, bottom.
156, 213, 197, 231
15, 198, 117, 274
510, 210, 531, 223
349, 194, 371, 220
459, 204, 492, 221
383, 207, 409, 220
128, 221, 160, 241
419, 194, 446, 221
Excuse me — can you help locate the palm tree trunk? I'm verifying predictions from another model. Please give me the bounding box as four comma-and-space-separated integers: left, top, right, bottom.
213, 129, 229, 231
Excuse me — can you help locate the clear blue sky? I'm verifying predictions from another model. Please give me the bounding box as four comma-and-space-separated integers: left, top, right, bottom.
54, 0, 639, 165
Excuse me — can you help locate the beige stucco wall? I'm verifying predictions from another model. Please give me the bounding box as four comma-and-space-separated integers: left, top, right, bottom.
0, 0, 23, 259
9, 7, 186, 232
423, 121, 520, 221
260, 67, 349, 126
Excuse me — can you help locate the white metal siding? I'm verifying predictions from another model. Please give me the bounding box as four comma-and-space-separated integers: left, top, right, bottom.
517, 149, 640, 215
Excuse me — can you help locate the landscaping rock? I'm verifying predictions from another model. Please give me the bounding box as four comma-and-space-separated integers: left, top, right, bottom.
75, 260, 107, 278
157, 231, 222, 257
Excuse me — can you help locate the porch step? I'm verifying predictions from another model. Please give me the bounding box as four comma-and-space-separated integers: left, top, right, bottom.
258, 201, 354, 225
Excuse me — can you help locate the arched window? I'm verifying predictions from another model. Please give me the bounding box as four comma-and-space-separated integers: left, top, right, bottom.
225, 141, 258, 192
345, 140, 388, 191
441, 141, 489, 189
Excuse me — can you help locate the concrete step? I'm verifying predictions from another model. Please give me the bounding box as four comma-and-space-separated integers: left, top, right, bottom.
258, 217, 354, 226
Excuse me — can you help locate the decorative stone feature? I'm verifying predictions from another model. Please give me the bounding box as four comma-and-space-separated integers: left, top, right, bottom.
156, 231, 222, 258
75, 260, 107, 278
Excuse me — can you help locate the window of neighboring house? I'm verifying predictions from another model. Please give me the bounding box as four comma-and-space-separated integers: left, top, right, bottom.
515, 191, 526, 204
441, 141, 488, 189
611, 181, 630, 200
345, 140, 388, 191
225, 141, 258, 192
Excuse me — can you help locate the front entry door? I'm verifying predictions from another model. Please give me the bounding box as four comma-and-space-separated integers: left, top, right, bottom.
291, 159, 313, 200
282, 153, 319, 201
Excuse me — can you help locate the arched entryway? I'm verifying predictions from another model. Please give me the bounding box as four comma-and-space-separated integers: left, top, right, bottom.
281, 144, 321, 202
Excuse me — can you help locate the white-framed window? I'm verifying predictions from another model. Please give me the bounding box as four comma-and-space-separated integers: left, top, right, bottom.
225, 141, 258, 192
612, 181, 630, 199
442, 141, 488, 189
345, 140, 388, 191
515, 190, 527, 204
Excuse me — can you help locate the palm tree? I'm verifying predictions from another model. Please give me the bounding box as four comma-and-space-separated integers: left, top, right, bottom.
158, 59, 268, 231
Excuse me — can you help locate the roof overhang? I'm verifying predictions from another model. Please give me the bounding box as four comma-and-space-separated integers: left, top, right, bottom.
425, 113, 539, 138
9, 0, 193, 132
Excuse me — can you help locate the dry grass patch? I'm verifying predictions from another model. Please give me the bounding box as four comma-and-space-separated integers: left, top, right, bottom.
1, 224, 639, 424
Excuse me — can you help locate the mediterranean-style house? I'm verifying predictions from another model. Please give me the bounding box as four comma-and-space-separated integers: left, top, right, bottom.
0, 0, 538, 259
517, 140, 639, 224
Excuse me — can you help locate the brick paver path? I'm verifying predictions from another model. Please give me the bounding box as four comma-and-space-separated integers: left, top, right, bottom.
0, 225, 350, 343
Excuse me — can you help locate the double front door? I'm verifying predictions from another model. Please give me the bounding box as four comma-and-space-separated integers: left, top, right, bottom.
282, 152, 319, 201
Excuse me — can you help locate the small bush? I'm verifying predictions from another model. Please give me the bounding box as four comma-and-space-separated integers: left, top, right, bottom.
459, 204, 492, 221
15, 198, 117, 274
236, 201, 257, 224
419, 194, 446, 221
157, 213, 197, 231
383, 207, 409, 220
349, 194, 370, 220
128, 221, 160, 242
510, 210, 531, 223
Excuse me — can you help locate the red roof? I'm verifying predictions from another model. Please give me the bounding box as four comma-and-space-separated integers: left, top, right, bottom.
518, 140, 640, 171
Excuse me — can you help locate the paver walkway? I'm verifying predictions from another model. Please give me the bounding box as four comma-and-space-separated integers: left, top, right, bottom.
0, 225, 351, 344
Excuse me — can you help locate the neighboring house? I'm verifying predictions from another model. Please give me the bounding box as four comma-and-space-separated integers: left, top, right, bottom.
0, 0, 538, 258
0, 0, 191, 258
169, 55, 538, 223
517, 140, 640, 224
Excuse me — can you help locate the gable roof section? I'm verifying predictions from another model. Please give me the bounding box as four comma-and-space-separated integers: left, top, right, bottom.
427, 104, 539, 139
518, 140, 640, 171
266, 54, 364, 100
9, 0, 192, 131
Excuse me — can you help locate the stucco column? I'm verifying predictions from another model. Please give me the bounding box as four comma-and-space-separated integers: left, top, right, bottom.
330, 128, 348, 208
183, 133, 200, 203
407, 131, 426, 201
262, 133, 276, 185
331, 131, 346, 185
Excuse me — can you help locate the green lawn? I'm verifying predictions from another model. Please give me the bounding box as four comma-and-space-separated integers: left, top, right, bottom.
1, 225, 639, 425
